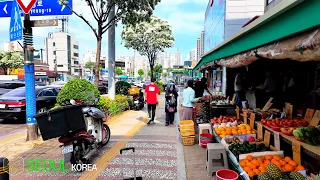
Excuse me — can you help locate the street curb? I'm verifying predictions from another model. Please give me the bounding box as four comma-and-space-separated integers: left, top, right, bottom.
176, 97, 187, 180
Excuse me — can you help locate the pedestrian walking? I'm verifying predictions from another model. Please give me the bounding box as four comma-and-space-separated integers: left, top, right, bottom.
181, 80, 200, 120
145, 78, 159, 124
165, 84, 178, 126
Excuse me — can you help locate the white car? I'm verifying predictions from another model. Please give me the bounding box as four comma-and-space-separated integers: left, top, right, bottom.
134, 81, 143, 88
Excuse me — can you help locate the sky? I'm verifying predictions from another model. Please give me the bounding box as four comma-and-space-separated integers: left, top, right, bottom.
0, 0, 208, 63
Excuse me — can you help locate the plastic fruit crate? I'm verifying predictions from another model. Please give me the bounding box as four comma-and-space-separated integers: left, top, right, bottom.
180, 130, 195, 137
182, 136, 195, 146
180, 120, 194, 131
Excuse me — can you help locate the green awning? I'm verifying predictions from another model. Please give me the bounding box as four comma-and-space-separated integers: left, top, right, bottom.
194, 0, 320, 72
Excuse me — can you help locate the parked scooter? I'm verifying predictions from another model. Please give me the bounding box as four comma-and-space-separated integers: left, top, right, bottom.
58, 99, 110, 168
132, 88, 145, 110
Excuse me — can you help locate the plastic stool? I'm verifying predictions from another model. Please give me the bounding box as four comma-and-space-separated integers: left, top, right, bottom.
198, 124, 212, 145
206, 143, 228, 177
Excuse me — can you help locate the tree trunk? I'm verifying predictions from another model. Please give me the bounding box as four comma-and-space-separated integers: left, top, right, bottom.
94, 38, 102, 86
150, 65, 154, 79
3, 68, 7, 75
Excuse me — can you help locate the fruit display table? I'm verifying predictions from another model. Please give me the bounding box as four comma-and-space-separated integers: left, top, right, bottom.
255, 122, 320, 175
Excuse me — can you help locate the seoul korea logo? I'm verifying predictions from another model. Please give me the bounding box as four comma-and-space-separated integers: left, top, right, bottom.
3, 157, 97, 175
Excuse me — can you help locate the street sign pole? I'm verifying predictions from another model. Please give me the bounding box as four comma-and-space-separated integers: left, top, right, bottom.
23, 13, 37, 141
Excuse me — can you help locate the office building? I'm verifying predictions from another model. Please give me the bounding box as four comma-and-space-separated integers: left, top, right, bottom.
44, 32, 81, 76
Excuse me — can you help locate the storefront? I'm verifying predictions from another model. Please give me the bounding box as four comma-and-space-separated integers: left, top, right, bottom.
188, 0, 320, 179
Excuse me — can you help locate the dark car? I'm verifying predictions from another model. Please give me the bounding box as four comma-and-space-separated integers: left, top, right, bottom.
0, 86, 61, 122
143, 81, 151, 89
98, 80, 108, 94
0, 81, 25, 96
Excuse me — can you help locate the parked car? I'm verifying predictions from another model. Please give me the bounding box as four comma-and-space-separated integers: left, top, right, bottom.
0, 86, 61, 122
98, 80, 108, 94
50, 81, 67, 88
0, 81, 25, 96
133, 81, 143, 88
143, 81, 151, 89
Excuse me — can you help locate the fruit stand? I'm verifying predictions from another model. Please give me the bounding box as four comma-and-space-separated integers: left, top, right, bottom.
206, 106, 320, 180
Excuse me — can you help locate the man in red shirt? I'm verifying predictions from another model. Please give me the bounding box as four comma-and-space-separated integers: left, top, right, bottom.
145, 78, 159, 124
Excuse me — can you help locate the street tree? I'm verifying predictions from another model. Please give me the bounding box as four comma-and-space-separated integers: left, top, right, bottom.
138, 69, 144, 79
164, 72, 168, 78
121, 15, 174, 79
167, 67, 173, 73
116, 67, 123, 75
0, 50, 23, 75
58, 0, 161, 86
85, 61, 95, 74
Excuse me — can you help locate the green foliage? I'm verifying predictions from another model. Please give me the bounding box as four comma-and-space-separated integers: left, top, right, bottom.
164, 72, 168, 77
138, 69, 144, 77
85, 61, 95, 69
116, 81, 131, 95
97, 95, 130, 116
97, 96, 111, 112
156, 81, 164, 93
121, 15, 174, 79
116, 67, 123, 75
58, 0, 160, 86
148, 70, 152, 78
0, 50, 23, 75
57, 78, 100, 106
167, 67, 173, 73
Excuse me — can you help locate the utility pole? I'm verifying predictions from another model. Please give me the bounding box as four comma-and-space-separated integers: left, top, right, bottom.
23, 14, 37, 141
39, 48, 44, 62
108, 4, 116, 100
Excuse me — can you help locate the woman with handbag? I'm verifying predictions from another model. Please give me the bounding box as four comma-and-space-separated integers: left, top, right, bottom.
165, 84, 178, 126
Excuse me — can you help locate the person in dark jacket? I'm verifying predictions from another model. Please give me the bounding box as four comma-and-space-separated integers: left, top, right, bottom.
165, 84, 178, 126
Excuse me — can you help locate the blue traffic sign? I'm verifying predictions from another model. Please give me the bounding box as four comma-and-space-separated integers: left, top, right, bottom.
0, 0, 72, 18
9, 0, 22, 42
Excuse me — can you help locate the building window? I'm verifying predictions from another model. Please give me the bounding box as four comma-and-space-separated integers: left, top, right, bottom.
53, 51, 56, 55
53, 42, 55, 46
57, 65, 63, 67
73, 45, 78, 49
74, 69, 79, 72
74, 61, 79, 65
73, 53, 79, 57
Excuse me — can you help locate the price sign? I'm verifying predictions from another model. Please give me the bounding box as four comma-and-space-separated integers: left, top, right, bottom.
304, 109, 315, 123
264, 130, 271, 147
243, 112, 248, 124
236, 106, 240, 120
292, 141, 301, 165
231, 94, 236, 105
274, 132, 280, 150
257, 123, 263, 139
310, 110, 320, 127
250, 113, 255, 129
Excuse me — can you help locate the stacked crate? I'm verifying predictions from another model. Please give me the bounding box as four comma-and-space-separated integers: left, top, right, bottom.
180, 120, 195, 146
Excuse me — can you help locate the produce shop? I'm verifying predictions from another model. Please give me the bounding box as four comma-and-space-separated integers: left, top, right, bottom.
185, 0, 320, 179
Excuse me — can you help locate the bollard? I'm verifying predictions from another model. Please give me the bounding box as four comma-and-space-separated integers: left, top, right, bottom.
0, 157, 9, 180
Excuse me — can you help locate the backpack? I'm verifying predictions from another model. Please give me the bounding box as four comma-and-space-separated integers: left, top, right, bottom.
168, 96, 177, 107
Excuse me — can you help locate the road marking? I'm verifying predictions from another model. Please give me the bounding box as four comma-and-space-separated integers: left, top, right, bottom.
0, 133, 25, 146
79, 98, 166, 180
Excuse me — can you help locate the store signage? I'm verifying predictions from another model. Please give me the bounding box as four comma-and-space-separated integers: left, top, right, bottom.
257, 123, 263, 139
310, 110, 320, 127
35, 72, 47, 76
250, 113, 255, 129
264, 130, 271, 147
274, 132, 280, 151
292, 141, 301, 165
304, 109, 315, 123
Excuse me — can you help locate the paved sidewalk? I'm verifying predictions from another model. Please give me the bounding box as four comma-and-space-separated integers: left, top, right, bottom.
93, 104, 186, 180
